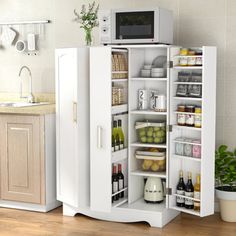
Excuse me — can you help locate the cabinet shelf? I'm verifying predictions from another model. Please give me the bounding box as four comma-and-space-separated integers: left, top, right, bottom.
174, 82, 202, 85
173, 154, 201, 162
174, 55, 203, 58
130, 142, 167, 149
173, 125, 202, 131
131, 170, 166, 178
173, 96, 202, 101
173, 66, 202, 70
173, 140, 201, 146
111, 104, 128, 115
171, 206, 200, 216
174, 193, 200, 202
120, 198, 166, 213
112, 197, 128, 208
112, 71, 128, 74
112, 187, 128, 197
112, 148, 128, 163
112, 79, 128, 82
131, 77, 167, 81
130, 110, 167, 115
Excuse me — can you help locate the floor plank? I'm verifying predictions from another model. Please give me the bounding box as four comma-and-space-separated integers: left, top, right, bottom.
0, 207, 235, 236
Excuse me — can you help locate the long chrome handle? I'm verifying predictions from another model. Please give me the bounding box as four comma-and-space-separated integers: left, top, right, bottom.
97, 126, 102, 149
73, 102, 77, 123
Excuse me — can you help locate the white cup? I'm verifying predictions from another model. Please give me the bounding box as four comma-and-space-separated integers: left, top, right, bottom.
15, 40, 26, 52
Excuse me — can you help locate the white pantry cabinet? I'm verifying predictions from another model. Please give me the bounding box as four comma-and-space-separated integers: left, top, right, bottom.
56, 45, 216, 227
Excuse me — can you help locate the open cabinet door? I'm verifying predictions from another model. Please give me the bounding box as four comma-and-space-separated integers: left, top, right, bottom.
168, 46, 216, 216
90, 47, 112, 212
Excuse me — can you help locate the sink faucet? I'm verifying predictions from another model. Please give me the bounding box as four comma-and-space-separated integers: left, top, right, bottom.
18, 66, 34, 103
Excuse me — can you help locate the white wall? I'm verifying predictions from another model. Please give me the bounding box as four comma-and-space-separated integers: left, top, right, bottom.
0, 0, 235, 149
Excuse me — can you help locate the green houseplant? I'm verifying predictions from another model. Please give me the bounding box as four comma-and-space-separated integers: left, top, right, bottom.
215, 145, 236, 222
73, 1, 99, 46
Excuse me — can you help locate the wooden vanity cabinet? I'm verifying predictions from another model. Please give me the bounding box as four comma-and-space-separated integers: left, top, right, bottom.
0, 114, 60, 211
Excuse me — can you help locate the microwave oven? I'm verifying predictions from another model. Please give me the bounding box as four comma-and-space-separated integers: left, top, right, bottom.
99, 8, 173, 45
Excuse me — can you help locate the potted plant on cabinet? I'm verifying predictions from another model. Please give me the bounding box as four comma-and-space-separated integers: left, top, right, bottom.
215, 145, 236, 222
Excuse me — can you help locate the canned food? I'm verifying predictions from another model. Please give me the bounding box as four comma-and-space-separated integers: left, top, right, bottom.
138, 90, 148, 110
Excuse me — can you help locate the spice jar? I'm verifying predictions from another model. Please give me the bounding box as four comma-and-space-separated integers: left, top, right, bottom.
177, 113, 186, 126
187, 57, 196, 66
177, 105, 185, 112
196, 57, 202, 66
186, 114, 194, 126
194, 107, 202, 128
180, 48, 189, 56
185, 105, 195, 113
192, 140, 201, 158
179, 57, 188, 66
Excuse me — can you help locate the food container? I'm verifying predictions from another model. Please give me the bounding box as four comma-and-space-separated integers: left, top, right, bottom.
136, 121, 166, 144
185, 105, 195, 113
177, 113, 186, 126
184, 142, 192, 157
141, 69, 151, 77
187, 57, 196, 66
177, 105, 186, 112
154, 95, 166, 112
195, 57, 202, 66
188, 84, 202, 97
194, 107, 202, 128
143, 64, 152, 70
112, 87, 124, 106
175, 140, 184, 156
176, 84, 188, 97
191, 72, 202, 82
150, 90, 158, 110
179, 57, 188, 66
151, 68, 165, 78
180, 48, 189, 56
192, 140, 201, 158
178, 71, 191, 82
138, 89, 148, 110
136, 148, 166, 172
186, 114, 195, 126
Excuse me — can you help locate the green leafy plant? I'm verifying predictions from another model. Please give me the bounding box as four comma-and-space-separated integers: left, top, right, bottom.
215, 145, 236, 191
73, 1, 99, 46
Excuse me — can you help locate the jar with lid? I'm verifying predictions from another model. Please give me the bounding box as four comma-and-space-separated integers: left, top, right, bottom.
180, 48, 189, 56
187, 57, 196, 66
194, 107, 202, 128
185, 105, 195, 113
179, 57, 188, 66
177, 113, 186, 126
177, 105, 185, 112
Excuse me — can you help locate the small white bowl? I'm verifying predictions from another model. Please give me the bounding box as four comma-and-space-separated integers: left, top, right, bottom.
143, 64, 152, 70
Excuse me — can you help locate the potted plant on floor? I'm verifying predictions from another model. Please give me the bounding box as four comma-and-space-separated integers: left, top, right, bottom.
215, 145, 236, 222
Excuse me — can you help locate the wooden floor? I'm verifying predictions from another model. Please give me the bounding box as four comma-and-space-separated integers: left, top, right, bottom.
0, 207, 235, 236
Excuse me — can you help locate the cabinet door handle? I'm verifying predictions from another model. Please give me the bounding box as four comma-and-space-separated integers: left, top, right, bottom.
73, 101, 77, 123
97, 126, 102, 149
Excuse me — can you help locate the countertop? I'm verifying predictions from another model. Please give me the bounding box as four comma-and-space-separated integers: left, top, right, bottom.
0, 103, 56, 115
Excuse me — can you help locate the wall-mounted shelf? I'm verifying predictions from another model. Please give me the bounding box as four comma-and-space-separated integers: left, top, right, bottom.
0, 20, 50, 26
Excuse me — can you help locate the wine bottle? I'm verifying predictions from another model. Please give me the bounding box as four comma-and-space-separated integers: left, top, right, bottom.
176, 170, 185, 207
117, 164, 124, 198
117, 120, 125, 150
112, 121, 120, 152
194, 174, 201, 211
112, 165, 119, 201
185, 172, 194, 209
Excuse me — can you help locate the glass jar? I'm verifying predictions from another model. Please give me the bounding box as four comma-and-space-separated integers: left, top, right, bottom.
177, 105, 185, 112
179, 57, 188, 66
196, 57, 202, 66
176, 142, 184, 156
184, 143, 192, 157
192, 140, 201, 158
186, 114, 195, 126
180, 48, 189, 56
177, 113, 186, 126
188, 57, 196, 66
185, 105, 195, 113
194, 107, 202, 128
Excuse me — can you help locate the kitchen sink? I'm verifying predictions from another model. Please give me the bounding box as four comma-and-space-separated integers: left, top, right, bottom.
0, 101, 50, 108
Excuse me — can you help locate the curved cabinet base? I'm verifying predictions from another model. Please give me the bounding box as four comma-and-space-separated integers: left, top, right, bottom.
63, 203, 179, 228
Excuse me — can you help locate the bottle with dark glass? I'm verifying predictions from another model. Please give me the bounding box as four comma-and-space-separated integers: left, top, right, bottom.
112, 121, 120, 152
117, 120, 125, 150
176, 170, 185, 207
112, 165, 119, 202
117, 164, 124, 198
185, 172, 194, 209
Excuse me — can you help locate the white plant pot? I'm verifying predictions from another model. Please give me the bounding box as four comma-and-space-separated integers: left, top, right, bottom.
215, 188, 236, 222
